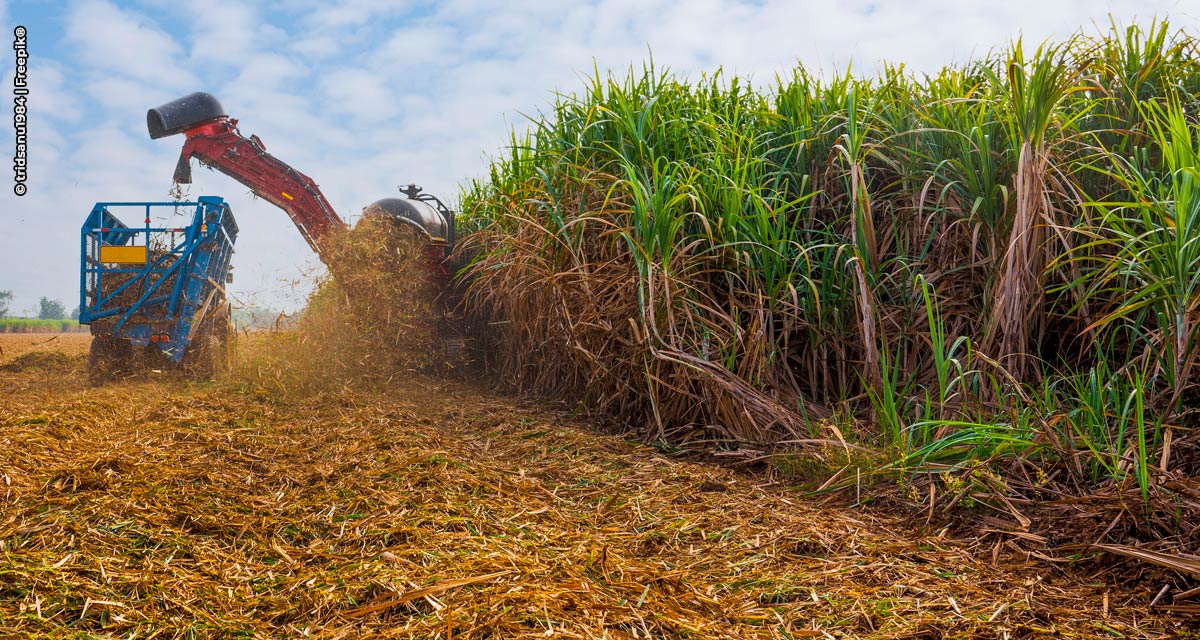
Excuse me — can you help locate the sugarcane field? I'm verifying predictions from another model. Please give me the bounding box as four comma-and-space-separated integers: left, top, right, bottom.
5, 2, 1200, 638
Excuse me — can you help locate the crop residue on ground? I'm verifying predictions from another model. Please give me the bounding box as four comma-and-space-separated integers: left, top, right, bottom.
0, 333, 1192, 638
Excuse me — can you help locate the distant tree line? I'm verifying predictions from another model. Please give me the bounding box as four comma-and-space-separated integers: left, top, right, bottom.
0, 290, 77, 320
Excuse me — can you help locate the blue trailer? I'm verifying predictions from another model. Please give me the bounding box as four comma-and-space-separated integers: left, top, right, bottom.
80, 197, 238, 383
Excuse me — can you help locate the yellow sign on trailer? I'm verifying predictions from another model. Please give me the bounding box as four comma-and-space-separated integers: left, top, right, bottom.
98, 245, 149, 264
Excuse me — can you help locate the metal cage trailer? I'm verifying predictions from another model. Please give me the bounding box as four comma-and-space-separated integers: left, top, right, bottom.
80, 197, 238, 383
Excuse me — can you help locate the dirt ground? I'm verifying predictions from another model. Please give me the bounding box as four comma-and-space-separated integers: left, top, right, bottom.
0, 333, 1194, 638
0, 332, 91, 363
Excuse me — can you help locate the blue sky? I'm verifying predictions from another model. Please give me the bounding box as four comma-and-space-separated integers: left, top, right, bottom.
2, 0, 1198, 315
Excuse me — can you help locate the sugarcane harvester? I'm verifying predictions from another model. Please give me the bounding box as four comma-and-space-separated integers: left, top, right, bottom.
145, 92, 456, 269
82, 92, 457, 385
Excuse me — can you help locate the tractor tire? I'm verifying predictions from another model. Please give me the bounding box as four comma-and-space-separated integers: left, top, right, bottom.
183, 306, 233, 381
87, 335, 132, 386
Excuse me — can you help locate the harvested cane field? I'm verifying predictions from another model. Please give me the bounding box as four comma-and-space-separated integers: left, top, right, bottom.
1, 333, 1197, 638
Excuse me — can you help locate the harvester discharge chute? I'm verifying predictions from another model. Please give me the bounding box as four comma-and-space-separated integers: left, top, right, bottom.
147, 91, 227, 140
146, 92, 455, 258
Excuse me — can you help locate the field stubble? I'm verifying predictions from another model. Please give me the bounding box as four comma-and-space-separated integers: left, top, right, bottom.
0, 332, 90, 363
0, 335, 1195, 638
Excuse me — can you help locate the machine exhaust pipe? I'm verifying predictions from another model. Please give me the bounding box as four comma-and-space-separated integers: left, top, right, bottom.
147, 92, 226, 139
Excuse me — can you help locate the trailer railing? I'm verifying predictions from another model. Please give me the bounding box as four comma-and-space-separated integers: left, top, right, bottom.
79, 197, 237, 360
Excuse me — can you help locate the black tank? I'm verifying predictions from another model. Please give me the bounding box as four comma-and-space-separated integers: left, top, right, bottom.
362, 198, 450, 242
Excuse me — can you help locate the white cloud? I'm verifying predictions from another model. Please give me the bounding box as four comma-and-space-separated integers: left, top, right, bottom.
82, 75, 165, 117
291, 34, 341, 59
224, 53, 307, 92
289, 0, 415, 60
27, 62, 81, 123
64, 0, 198, 88
300, 0, 409, 29
372, 26, 459, 70
321, 68, 398, 123
186, 1, 282, 66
